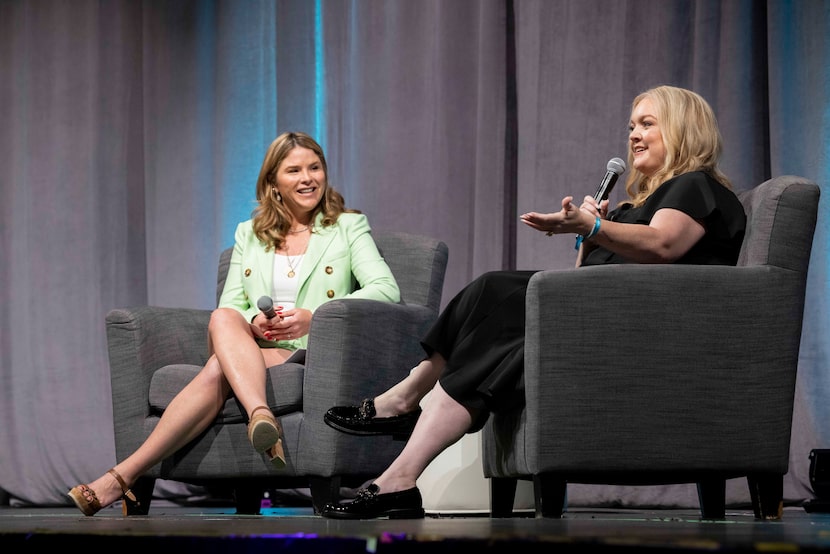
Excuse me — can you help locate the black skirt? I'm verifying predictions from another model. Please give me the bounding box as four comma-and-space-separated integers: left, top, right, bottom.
422, 270, 538, 430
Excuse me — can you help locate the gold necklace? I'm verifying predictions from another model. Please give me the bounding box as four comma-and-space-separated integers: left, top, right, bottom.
282, 227, 310, 277
285, 252, 305, 278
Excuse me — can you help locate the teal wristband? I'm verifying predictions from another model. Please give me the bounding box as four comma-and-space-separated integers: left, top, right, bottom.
574, 217, 601, 250
586, 216, 601, 239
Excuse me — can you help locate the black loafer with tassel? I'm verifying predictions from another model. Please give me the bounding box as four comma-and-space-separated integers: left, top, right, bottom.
324, 398, 420, 440
321, 484, 425, 519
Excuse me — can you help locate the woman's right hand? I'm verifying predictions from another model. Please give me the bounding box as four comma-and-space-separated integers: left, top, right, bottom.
579, 195, 605, 218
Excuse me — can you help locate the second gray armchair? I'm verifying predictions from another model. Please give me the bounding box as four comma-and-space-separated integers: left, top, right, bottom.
482, 175, 820, 520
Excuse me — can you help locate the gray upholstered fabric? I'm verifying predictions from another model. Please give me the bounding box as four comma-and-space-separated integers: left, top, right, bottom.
107, 231, 448, 513
737, 176, 818, 272
373, 231, 447, 313
148, 363, 305, 421
482, 176, 820, 518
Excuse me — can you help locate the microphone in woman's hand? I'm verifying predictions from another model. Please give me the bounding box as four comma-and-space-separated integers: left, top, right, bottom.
593, 157, 626, 204
257, 296, 278, 319
573, 157, 627, 250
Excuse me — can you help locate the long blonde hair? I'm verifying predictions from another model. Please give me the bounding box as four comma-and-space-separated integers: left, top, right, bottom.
251, 132, 357, 251
625, 86, 732, 207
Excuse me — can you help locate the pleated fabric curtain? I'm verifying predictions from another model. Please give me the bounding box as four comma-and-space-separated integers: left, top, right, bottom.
0, 0, 827, 508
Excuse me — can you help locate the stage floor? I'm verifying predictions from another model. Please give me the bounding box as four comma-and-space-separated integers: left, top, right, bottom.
2, 504, 830, 553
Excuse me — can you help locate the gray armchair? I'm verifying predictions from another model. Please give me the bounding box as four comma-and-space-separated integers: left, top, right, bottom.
482, 175, 820, 520
106, 231, 448, 514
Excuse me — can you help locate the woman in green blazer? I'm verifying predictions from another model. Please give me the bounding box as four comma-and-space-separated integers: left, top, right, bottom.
69, 132, 399, 516
220, 210, 400, 351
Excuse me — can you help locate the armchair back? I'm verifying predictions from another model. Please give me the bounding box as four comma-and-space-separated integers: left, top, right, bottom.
737, 176, 818, 272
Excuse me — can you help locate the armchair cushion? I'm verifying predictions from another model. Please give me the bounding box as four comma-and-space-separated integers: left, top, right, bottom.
148, 363, 305, 422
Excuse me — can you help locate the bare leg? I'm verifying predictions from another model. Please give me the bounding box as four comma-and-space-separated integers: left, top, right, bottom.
371, 382, 476, 493
74, 309, 296, 511
208, 307, 291, 416
371, 353, 447, 418
78, 355, 232, 508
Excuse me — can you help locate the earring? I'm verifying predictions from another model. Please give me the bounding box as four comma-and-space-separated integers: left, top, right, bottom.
273, 187, 282, 202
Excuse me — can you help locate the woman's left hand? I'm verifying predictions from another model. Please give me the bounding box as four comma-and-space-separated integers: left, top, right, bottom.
263, 308, 312, 341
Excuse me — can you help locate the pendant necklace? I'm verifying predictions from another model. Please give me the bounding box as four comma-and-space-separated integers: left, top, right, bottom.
284, 224, 310, 277
285, 252, 305, 279
286, 253, 304, 278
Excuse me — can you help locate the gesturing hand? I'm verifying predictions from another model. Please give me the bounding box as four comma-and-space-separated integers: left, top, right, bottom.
520, 195, 593, 236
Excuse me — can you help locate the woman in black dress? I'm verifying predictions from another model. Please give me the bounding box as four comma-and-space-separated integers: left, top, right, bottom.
322, 85, 747, 519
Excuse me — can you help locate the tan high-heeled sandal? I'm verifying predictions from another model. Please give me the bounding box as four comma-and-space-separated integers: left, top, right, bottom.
247, 405, 286, 469
67, 468, 139, 516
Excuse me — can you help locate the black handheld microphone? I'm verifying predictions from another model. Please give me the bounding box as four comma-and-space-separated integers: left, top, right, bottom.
257, 295, 278, 319
593, 157, 626, 205
573, 157, 627, 251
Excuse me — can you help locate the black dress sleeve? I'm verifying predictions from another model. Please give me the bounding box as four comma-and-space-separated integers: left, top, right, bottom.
581, 171, 746, 266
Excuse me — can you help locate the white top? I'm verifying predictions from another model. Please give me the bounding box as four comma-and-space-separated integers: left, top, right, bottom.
271, 253, 302, 311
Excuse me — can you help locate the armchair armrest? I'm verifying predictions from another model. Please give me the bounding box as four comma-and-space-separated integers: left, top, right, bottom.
106, 306, 211, 460
523, 263, 803, 474
298, 298, 436, 475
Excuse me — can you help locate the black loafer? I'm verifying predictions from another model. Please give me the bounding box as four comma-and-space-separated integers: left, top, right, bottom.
321, 484, 425, 519
324, 398, 420, 440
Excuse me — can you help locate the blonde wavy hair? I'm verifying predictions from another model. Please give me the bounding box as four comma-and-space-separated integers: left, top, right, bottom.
625, 86, 732, 207
251, 132, 358, 251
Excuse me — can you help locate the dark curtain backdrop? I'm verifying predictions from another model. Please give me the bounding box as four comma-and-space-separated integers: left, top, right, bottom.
1, 0, 827, 508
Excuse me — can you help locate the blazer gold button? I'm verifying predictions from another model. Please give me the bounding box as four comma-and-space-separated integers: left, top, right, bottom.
327, 290, 335, 298
325, 266, 333, 274
244, 268, 252, 277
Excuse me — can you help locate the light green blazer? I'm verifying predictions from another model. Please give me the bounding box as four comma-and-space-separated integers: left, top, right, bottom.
218, 212, 401, 349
